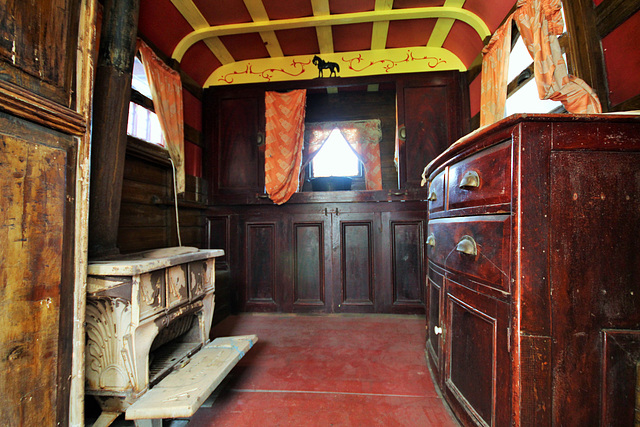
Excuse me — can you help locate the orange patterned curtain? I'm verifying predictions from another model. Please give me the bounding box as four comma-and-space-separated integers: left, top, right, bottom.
137, 39, 185, 194
265, 89, 307, 205
480, 17, 512, 126
303, 120, 383, 191
514, 0, 601, 113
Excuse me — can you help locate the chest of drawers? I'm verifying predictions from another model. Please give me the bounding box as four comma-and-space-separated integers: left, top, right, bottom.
424, 114, 640, 426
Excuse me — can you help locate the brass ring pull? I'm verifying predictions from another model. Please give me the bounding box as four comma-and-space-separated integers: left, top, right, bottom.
427, 191, 437, 201
398, 125, 407, 141
426, 233, 436, 247
459, 171, 480, 189
456, 235, 477, 256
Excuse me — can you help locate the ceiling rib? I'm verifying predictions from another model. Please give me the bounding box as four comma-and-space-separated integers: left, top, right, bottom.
170, 0, 235, 64
371, 0, 393, 50
427, 0, 466, 47
172, 7, 491, 62
311, 0, 334, 54
243, 0, 284, 57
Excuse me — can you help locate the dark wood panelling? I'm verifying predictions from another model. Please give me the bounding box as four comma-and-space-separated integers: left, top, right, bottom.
217, 97, 262, 193
426, 263, 444, 381
595, 0, 640, 37
337, 218, 374, 310
391, 220, 423, 305
245, 223, 278, 308
0, 0, 79, 105
206, 216, 230, 265
601, 330, 640, 426
293, 222, 327, 307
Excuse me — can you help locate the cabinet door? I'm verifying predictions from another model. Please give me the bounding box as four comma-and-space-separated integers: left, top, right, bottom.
396, 74, 466, 189
332, 213, 378, 313
379, 210, 426, 314
443, 277, 511, 427
426, 263, 445, 383
242, 218, 282, 311
289, 214, 333, 312
216, 96, 264, 195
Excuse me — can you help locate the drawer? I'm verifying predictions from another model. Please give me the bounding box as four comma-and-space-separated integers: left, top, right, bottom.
427, 170, 446, 213
448, 141, 511, 211
427, 215, 511, 291
166, 264, 189, 309
189, 259, 215, 299
139, 270, 166, 318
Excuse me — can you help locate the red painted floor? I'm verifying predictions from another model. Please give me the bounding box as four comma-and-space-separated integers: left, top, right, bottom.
187, 313, 458, 427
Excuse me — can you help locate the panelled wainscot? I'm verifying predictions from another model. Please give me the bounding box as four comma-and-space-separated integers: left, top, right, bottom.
424, 114, 640, 426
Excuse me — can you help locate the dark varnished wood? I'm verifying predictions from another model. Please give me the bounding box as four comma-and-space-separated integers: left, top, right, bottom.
425, 114, 640, 426
88, 0, 141, 257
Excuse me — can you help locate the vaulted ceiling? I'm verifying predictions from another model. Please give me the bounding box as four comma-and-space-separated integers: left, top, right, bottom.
138, 0, 516, 88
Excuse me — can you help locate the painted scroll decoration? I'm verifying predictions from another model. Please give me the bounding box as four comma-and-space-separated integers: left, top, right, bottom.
205, 47, 465, 87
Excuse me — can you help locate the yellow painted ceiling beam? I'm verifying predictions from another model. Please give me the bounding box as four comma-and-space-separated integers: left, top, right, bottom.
170, 0, 234, 64
172, 7, 491, 62
427, 0, 466, 48
204, 46, 466, 87
311, 0, 334, 54
243, 0, 284, 57
371, 0, 393, 50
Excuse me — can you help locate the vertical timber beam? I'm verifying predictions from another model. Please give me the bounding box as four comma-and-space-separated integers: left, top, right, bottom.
562, 0, 609, 110
89, 0, 141, 257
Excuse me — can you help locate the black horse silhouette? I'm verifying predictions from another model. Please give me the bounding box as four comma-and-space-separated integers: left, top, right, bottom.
312, 55, 340, 78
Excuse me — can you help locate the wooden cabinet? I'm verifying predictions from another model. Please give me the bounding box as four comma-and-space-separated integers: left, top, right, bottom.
206, 200, 426, 314
424, 114, 640, 426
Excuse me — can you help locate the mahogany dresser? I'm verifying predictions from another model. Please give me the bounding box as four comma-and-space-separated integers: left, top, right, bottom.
423, 114, 640, 426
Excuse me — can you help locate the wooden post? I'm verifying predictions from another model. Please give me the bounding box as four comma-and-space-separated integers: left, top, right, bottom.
88, 0, 141, 258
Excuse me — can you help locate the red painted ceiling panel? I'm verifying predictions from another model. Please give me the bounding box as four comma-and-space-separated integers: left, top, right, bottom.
180, 41, 222, 87
465, 0, 515, 33
442, 20, 483, 68
263, 0, 313, 20
393, 0, 445, 8
386, 19, 435, 48
277, 28, 320, 56
333, 23, 374, 52
193, 0, 252, 25
593, 0, 604, 5
220, 33, 270, 62
602, 11, 640, 106
330, 0, 375, 14
138, 0, 193, 57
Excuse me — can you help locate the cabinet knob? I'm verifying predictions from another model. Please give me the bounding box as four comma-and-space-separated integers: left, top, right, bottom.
434, 326, 443, 335
426, 234, 436, 248
459, 170, 480, 189
427, 190, 437, 201
456, 235, 477, 256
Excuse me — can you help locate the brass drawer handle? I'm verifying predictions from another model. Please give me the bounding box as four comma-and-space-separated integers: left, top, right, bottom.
427, 233, 436, 247
459, 171, 480, 189
456, 235, 477, 256
427, 190, 437, 201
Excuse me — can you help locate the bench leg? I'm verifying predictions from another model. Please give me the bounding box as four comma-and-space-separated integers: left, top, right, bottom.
92, 411, 120, 427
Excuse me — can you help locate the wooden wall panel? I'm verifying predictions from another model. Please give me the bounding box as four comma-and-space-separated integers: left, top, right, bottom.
338, 220, 374, 308
206, 216, 229, 265
0, 119, 73, 425
245, 223, 277, 307
391, 220, 424, 305
218, 97, 261, 193
0, 0, 78, 104
293, 222, 326, 307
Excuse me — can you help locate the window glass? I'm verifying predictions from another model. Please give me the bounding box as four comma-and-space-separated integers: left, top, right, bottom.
127, 57, 165, 147
311, 128, 361, 177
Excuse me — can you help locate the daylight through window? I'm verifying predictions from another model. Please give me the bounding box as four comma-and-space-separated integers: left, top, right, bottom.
311, 128, 362, 178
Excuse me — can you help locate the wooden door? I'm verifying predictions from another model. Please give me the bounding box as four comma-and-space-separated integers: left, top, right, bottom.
0, 0, 93, 424
332, 212, 378, 313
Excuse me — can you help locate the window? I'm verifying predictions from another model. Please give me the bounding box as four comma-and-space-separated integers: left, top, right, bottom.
505, 3, 567, 116
127, 57, 165, 147
310, 128, 363, 178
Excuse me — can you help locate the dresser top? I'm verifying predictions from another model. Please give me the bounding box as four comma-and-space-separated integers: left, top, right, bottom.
424, 113, 640, 179
88, 246, 224, 276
